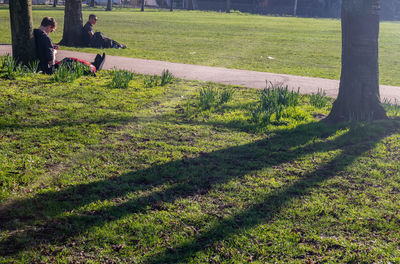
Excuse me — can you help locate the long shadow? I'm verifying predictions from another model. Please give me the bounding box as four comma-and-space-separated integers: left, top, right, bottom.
1, 120, 397, 258
144, 122, 399, 263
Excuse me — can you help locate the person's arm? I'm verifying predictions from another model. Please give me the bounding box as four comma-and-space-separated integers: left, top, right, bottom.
43, 36, 55, 66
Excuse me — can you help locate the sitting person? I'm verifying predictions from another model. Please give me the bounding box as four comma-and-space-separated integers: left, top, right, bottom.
34, 17, 106, 75
81, 14, 127, 49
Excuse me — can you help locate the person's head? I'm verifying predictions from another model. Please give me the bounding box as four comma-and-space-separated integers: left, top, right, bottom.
89, 14, 98, 25
40, 17, 57, 34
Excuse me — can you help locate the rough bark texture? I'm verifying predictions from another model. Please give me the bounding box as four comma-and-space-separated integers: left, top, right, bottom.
9, 0, 36, 64
326, 0, 387, 123
106, 0, 112, 10
59, 0, 83, 46
226, 0, 231, 13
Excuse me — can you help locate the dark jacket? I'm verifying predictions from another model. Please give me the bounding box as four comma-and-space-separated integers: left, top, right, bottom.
33, 28, 54, 74
81, 21, 93, 47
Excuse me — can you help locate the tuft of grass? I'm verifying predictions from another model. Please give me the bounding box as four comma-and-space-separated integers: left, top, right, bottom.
250, 82, 300, 125
52, 61, 90, 83
310, 88, 329, 108
383, 98, 400, 116
110, 69, 134, 88
198, 84, 236, 110
160, 69, 174, 86
0, 55, 39, 79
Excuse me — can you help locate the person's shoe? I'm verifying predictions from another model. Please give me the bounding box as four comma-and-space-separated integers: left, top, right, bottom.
121, 44, 127, 49
97, 52, 106, 71
92, 53, 106, 71
92, 53, 102, 69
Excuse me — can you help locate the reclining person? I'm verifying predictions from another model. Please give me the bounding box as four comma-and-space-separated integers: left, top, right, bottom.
34, 17, 106, 75
81, 14, 127, 49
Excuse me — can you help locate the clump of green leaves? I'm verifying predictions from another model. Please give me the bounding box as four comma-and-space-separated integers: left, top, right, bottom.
310, 88, 328, 108
383, 98, 400, 117
249, 82, 300, 125
1, 55, 39, 79
161, 69, 174, 86
110, 69, 134, 89
53, 61, 89, 83
143, 69, 175, 88
144, 75, 160, 88
198, 84, 235, 110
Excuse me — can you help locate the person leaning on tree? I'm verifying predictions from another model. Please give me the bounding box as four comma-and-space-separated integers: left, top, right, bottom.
33, 17, 107, 75
80, 14, 127, 49
33, 17, 59, 74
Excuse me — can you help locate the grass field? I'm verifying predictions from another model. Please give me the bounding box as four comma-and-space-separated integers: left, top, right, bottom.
1, 6, 400, 86
1, 57, 400, 262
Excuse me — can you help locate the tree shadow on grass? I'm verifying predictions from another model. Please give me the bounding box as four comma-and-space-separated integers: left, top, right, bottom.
0, 120, 398, 260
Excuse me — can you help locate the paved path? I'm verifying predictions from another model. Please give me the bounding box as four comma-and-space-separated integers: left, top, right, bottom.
2, 44, 400, 101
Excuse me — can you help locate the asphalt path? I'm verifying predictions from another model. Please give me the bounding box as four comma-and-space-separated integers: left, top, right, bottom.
1, 44, 400, 102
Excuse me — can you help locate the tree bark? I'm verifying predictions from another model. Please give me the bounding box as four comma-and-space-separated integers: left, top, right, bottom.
141, 0, 144, 11
226, 0, 231, 13
106, 0, 112, 10
326, 0, 387, 123
59, 0, 83, 46
9, 0, 36, 65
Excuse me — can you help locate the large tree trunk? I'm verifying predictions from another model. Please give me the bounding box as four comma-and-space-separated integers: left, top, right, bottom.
9, 0, 36, 64
59, 0, 83, 46
326, 0, 387, 123
106, 0, 112, 10
226, 0, 231, 13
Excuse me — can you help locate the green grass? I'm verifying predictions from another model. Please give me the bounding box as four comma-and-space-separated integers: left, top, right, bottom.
1, 6, 400, 86
1, 57, 400, 263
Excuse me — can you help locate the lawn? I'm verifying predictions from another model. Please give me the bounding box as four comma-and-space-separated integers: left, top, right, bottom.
1, 6, 400, 86
1, 57, 400, 263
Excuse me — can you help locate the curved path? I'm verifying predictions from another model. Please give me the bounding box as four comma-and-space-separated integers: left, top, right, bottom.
1, 44, 400, 101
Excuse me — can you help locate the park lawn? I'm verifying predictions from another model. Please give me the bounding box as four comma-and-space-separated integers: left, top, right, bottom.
1, 58, 400, 263
1, 6, 400, 86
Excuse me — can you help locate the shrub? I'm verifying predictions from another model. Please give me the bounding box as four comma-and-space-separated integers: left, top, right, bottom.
310, 88, 328, 108
249, 82, 300, 125
110, 69, 134, 89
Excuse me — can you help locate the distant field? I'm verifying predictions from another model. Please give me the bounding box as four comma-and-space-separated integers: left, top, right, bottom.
1, 6, 400, 86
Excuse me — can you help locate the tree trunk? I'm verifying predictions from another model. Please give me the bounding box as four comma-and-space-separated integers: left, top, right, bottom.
326, 0, 387, 123
9, 0, 36, 65
226, 0, 231, 13
170, 0, 173, 11
141, 0, 144, 11
59, 0, 83, 46
90, 0, 95, 7
293, 0, 298, 16
106, 0, 112, 10
53, 0, 57, 7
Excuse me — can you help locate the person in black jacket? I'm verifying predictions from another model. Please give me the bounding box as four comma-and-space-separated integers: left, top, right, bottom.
81, 14, 127, 49
34, 17, 106, 75
33, 17, 59, 74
